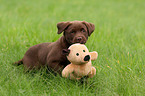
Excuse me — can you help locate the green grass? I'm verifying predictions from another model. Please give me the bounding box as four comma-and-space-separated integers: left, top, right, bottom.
0, 0, 145, 95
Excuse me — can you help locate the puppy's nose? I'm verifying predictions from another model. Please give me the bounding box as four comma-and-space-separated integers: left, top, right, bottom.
84, 55, 90, 61
77, 37, 82, 41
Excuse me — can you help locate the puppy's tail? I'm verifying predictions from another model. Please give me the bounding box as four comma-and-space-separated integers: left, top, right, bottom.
13, 59, 23, 66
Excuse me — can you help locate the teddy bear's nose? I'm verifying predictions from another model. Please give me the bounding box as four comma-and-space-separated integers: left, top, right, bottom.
84, 55, 90, 61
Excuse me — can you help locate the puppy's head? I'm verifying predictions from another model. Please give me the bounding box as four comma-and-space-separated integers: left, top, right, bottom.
57, 21, 95, 44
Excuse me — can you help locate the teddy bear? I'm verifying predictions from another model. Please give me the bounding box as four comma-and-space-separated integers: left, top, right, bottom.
62, 43, 98, 80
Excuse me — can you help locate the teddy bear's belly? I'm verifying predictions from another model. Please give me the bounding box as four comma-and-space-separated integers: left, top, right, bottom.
73, 64, 91, 77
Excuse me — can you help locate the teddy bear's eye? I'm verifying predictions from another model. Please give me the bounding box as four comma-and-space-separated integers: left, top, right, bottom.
83, 50, 85, 52
76, 53, 79, 56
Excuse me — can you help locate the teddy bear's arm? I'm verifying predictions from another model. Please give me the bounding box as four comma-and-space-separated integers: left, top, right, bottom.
62, 64, 74, 78
90, 51, 98, 61
88, 66, 96, 78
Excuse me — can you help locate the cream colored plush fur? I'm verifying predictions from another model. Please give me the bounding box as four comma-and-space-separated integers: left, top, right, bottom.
62, 43, 98, 80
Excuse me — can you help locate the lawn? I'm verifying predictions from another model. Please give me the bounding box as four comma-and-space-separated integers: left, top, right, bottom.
0, 0, 145, 95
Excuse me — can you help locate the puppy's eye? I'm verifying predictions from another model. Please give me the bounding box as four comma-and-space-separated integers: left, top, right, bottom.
76, 53, 79, 56
83, 50, 85, 52
81, 29, 86, 32
71, 31, 74, 34
83, 29, 86, 32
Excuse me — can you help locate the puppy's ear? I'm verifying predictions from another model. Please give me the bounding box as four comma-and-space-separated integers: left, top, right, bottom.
82, 21, 95, 36
57, 22, 71, 34
62, 49, 70, 56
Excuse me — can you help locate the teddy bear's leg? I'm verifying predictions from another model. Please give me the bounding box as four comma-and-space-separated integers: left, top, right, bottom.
62, 67, 78, 80
88, 67, 96, 78
63, 72, 80, 80
62, 65, 73, 77
69, 73, 79, 80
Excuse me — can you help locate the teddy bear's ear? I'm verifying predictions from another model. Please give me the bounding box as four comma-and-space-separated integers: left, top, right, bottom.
62, 49, 70, 56
90, 51, 98, 61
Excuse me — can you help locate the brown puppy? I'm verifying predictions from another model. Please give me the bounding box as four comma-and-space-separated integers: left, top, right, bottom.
15, 21, 95, 74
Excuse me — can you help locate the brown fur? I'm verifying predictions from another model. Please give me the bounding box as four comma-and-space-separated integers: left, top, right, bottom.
14, 21, 95, 74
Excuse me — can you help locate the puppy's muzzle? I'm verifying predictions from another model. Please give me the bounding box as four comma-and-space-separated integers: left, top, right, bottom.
77, 37, 82, 42
84, 55, 90, 61
75, 36, 86, 44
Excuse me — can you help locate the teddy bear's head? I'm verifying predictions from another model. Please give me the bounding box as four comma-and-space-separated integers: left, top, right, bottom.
63, 43, 92, 65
